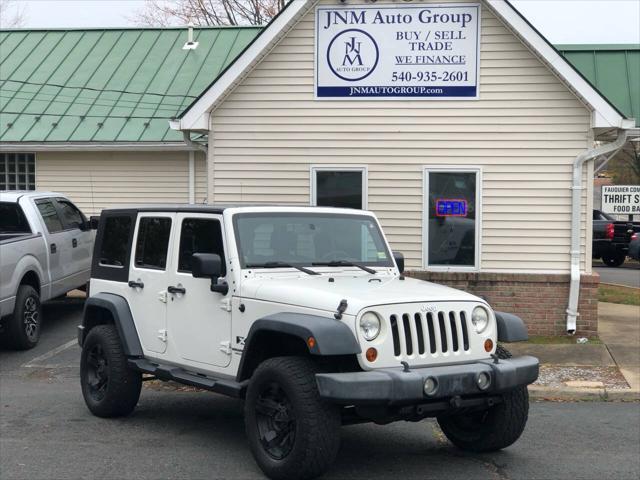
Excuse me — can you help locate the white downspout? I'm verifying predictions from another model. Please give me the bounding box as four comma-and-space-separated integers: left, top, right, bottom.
567, 129, 627, 333
188, 151, 195, 204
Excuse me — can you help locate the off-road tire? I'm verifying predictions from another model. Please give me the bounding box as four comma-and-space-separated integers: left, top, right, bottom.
3, 285, 41, 350
437, 346, 529, 452
244, 356, 341, 480
80, 325, 142, 418
602, 253, 625, 267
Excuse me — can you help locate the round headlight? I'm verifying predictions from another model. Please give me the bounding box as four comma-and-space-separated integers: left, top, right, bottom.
472, 306, 489, 333
359, 312, 381, 341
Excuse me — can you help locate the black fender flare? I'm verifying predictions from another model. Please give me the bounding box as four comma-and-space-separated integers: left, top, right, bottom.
79, 293, 143, 357
495, 311, 528, 343
237, 312, 361, 381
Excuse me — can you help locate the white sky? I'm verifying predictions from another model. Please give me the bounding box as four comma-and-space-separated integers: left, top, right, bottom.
3, 0, 640, 44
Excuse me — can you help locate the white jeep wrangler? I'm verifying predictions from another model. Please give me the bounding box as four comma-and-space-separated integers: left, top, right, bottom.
78, 205, 538, 480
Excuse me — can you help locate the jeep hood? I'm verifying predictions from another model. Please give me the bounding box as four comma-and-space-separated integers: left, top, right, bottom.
241, 274, 484, 315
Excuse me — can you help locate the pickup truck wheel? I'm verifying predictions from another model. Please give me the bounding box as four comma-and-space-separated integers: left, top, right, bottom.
244, 357, 340, 480
4, 285, 41, 350
80, 325, 142, 418
437, 345, 528, 452
602, 253, 625, 267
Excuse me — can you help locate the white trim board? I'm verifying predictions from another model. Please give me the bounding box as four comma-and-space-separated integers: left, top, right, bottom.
172, 0, 630, 133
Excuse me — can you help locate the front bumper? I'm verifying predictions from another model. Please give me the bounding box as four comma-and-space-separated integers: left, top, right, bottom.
316, 355, 539, 405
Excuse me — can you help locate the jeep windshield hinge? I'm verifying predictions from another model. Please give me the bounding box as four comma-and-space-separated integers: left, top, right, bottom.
334, 299, 348, 320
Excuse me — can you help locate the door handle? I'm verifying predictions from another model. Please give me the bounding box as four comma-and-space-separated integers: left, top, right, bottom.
72, 238, 78, 248
50, 243, 57, 254
128, 280, 144, 289
167, 285, 186, 295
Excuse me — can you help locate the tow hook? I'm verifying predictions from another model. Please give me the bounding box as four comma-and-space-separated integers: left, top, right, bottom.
401, 361, 411, 373
490, 353, 500, 364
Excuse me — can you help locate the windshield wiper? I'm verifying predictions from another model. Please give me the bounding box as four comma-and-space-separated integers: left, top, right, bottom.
312, 260, 377, 274
245, 261, 320, 276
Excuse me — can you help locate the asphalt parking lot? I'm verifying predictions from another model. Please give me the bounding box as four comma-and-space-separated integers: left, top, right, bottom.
594, 259, 640, 288
1, 298, 639, 480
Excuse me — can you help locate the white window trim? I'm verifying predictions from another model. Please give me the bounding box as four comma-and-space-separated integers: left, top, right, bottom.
422, 166, 482, 272
310, 165, 368, 210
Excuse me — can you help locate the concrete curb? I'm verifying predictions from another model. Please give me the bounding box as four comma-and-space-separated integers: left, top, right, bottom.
528, 385, 640, 402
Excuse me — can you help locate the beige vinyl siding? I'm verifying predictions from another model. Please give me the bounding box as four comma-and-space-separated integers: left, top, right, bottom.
209, 0, 592, 272
36, 151, 190, 216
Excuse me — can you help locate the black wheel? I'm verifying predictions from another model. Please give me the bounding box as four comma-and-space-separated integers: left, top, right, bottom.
437, 346, 529, 452
245, 357, 340, 480
80, 325, 142, 418
602, 253, 625, 267
4, 285, 41, 350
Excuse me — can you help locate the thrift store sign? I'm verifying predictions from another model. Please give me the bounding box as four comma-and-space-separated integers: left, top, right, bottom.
602, 185, 640, 215
315, 3, 481, 99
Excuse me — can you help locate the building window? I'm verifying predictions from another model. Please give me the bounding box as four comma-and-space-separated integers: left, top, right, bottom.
424, 168, 481, 269
311, 167, 367, 210
0, 153, 35, 190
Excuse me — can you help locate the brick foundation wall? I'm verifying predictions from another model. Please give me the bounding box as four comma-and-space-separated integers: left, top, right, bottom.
405, 271, 599, 338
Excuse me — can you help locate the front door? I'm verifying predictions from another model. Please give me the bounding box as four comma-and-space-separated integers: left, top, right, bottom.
53, 197, 94, 287
167, 213, 231, 368
127, 213, 175, 355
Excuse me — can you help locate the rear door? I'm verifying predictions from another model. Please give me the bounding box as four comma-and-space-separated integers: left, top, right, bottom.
33, 198, 67, 297
127, 213, 175, 355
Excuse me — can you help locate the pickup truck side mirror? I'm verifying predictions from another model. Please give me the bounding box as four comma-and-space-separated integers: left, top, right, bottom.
192, 253, 228, 295
393, 251, 405, 274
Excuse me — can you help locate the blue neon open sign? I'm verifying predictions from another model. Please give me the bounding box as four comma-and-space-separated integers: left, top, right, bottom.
435, 199, 468, 217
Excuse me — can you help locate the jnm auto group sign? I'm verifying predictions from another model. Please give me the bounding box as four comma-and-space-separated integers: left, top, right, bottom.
315, 3, 480, 99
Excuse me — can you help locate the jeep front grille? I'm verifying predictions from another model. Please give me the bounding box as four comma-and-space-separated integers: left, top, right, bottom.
389, 311, 470, 358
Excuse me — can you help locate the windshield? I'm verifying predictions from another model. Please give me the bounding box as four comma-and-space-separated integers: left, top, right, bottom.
234, 212, 393, 269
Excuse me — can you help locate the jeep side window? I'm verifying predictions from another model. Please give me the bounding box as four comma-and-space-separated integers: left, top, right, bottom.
99, 216, 133, 267
134, 217, 171, 270
178, 218, 226, 276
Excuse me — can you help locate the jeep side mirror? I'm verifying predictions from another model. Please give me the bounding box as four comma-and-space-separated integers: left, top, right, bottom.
393, 251, 405, 274
89, 216, 100, 230
192, 253, 228, 295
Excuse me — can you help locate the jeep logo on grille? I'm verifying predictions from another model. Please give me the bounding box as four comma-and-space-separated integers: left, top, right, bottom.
420, 305, 437, 313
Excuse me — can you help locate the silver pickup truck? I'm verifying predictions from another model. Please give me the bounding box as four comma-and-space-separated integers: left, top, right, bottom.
0, 191, 95, 349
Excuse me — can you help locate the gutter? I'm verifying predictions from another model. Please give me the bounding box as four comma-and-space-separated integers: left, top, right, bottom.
0, 142, 197, 152
566, 129, 628, 333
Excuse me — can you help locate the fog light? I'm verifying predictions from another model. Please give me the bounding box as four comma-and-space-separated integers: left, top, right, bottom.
484, 339, 494, 352
365, 347, 378, 362
477, 372, 491, 391
423, 376, 438, 396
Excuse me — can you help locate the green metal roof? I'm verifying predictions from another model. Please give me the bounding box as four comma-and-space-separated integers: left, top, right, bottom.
557, 44, 640, 126
0, 27, 261, 143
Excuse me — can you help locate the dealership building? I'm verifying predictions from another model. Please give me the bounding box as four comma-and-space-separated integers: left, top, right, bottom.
2, 0, 639, 336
